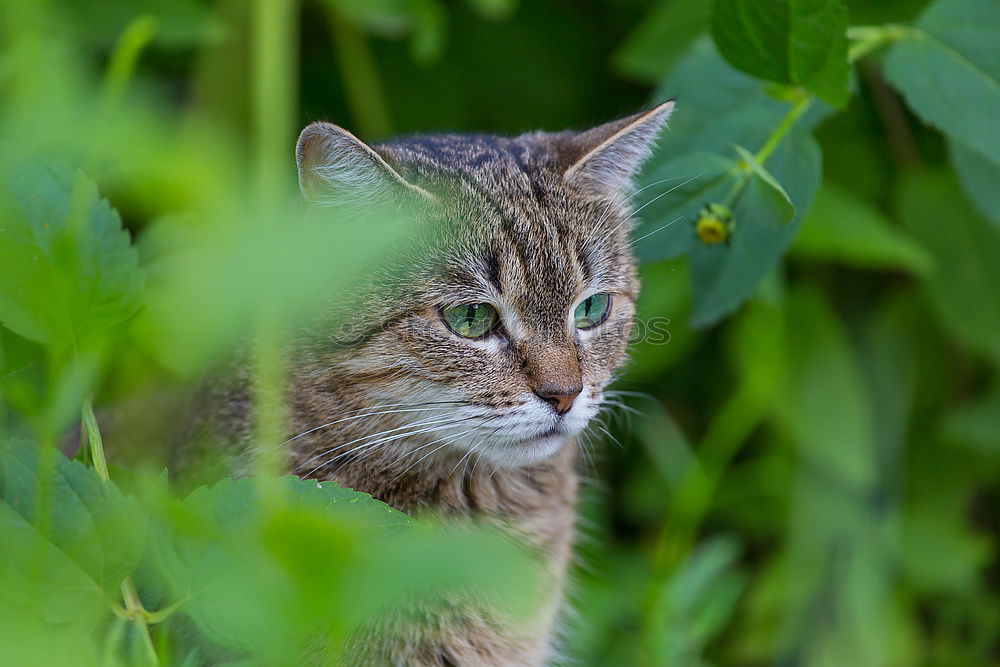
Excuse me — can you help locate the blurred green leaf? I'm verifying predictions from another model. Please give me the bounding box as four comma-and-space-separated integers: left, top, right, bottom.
790, 184, 932, 274
464, 0, 518, 21
0, 153, 142, 347
647, 536, 746, 664
942, 387, 1000, 455
0, 438, 146, 623
151, 475, 539, 659
710, 0, 850, 106
625, 259, 696, 381
884, 0, 1000, 164
56, 0, 223, 49
950, 139, 1000, 230
779, 288, 875, 488
895, 170, 1000, 365
613, 0, 710, 83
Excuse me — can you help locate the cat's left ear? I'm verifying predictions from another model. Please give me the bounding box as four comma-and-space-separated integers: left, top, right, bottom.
296, 121, 435, 205
563, 100, 674, 194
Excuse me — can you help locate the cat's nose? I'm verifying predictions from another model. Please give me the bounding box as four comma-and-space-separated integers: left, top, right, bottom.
534, 382, 583, 416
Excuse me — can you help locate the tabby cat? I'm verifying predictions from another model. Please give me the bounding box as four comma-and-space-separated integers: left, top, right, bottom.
207, 101, 674, 665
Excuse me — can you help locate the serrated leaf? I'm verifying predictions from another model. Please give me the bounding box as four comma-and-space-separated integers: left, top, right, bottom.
0, 438, 146, 623
710, 0, 850, 106
790, 184, 933, 274
884, 0, 1000, 165
894, 170, 1000, 365
150, 475, 538, 658
0, 151, 142, 347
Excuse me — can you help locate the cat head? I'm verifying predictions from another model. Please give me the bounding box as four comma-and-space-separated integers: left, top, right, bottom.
294, 103, 673, 469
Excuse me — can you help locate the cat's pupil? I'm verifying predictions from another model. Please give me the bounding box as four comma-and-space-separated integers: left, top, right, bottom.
582, 297, 594, 317
465, 305, 477, 325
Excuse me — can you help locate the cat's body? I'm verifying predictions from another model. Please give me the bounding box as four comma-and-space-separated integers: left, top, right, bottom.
192, 103, 673, 665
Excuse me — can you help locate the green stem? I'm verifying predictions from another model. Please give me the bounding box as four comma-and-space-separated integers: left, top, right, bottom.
847, 24, 913, 63
81, 399, 109, 482
101, 15, 158, 109
328, 10, 392, 139
252, 0, 297, 200
755, 94, 812, 166
250, 0, 295, 484
121, 577, 158, 665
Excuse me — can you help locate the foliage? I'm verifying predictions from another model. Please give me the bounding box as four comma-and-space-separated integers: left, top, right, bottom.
1, 0, 998, 664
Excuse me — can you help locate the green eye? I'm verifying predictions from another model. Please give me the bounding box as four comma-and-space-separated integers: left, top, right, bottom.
442, 303, 500, 338
574, 293, 611, 330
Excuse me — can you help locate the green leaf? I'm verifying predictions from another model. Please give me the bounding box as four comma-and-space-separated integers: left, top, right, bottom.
942, 387, 1000, 455
634, 152, 741, 263
464, 0, 518, 21
951, 140, 1000, 230
636, 39, 824, 326
884, 0, 1000, 164
690, 168, 797, 327
688, 132, 820, 327
710, 0, 850, 106
0, 438, 146, 624
895, 170, 1000, 365
648, 536, 746, 664
0, 152, 142, 347
790, 184, 933, 274
151, 475, 539, 658
613, 0, 710, 83
645, 38, 833, 161
55, 0, 224, 49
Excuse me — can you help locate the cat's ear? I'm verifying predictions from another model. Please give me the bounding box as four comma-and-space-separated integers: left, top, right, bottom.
563, 100, 674, 194
296, 121, 434, 205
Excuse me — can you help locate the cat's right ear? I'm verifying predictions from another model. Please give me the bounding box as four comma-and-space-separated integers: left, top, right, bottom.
296, 122, 434, 205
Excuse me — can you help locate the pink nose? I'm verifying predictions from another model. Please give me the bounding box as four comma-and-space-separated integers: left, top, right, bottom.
534, 383, 583, 415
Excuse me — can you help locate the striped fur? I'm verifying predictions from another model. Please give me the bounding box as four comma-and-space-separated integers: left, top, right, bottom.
203, 102, 673, 665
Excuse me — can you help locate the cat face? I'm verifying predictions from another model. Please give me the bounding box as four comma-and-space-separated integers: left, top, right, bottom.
295, 103, 672, 469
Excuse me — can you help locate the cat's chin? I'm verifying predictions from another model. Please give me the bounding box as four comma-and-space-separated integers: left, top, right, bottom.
478, 430, 573, 469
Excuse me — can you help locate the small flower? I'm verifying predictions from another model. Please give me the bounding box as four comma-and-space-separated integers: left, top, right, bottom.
695, 203, 734, 245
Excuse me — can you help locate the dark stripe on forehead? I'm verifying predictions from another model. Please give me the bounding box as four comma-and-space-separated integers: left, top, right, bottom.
482, 250, 503, 293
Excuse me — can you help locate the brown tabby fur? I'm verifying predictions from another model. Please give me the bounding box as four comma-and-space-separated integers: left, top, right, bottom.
194, 102, 673, 666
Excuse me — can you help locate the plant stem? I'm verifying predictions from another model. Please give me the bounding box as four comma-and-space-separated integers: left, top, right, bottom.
252, 0, 297, 201
121, 576, 158, 665
847, 24, 912, 63
328, 10, 392, 140
250, 0, 296, 484
755, 94, 812, 166
81, 398, 109, 482
101, 15, 158, 109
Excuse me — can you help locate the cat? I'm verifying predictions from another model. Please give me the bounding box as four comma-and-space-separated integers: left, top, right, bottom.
193, 100, 674, 665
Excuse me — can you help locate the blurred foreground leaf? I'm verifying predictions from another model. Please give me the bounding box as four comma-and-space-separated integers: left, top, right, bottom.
0, 438, 146, 624
150, 475, 541, 660
0, 152, 141, 348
